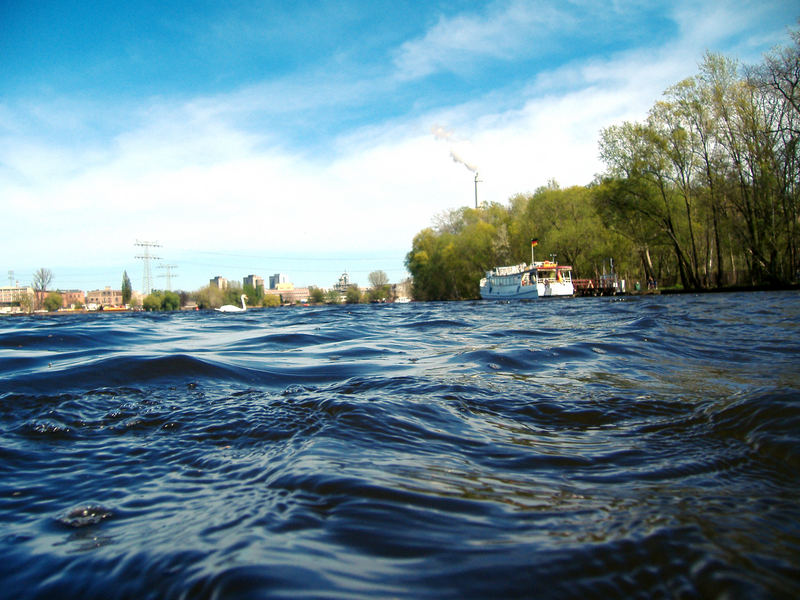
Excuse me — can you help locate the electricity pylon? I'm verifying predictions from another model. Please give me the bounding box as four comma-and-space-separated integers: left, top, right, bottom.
135, 240, 161, 295
158, 264, 178, 291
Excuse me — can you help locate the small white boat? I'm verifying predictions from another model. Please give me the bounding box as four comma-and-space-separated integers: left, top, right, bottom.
480, 261, 573, 300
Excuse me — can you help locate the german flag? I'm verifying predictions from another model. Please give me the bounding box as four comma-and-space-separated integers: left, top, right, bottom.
530, 238, 539, 247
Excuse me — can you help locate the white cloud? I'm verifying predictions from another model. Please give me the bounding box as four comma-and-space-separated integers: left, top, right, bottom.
393, 0, 572, 79
2, 0, 794, 289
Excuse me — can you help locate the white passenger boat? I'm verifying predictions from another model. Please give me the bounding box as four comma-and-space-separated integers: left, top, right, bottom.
480, 261, 574, 300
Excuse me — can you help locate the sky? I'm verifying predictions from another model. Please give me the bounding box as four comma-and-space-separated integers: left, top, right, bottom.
1, 1, 797, 293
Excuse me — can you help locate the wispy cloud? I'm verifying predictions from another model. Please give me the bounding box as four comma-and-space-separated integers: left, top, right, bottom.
393, 1, 573, 80
2, 0, 795, 289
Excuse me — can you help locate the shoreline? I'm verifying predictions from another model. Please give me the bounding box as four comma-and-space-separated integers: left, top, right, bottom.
2, 284, 798, 317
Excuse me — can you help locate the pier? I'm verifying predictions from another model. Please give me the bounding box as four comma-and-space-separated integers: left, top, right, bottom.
573, 278, 660, 297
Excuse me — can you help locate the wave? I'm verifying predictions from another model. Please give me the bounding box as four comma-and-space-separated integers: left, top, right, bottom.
1, 293, 799, 599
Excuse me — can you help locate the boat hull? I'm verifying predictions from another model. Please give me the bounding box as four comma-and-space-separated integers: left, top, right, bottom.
480, 283, 539, 300
480, 281, 573, 300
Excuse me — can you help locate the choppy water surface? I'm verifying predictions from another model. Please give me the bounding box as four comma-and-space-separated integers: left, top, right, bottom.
2, 292, 799, 599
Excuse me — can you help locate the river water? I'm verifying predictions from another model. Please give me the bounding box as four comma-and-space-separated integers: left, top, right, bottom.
1, 292, 799, 599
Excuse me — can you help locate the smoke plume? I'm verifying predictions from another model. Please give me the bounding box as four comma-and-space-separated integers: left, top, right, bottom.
449, 150, 477, 173
432, 124, 479, 174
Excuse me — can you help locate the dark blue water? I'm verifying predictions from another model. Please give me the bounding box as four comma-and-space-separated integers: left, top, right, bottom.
2, 292, 799, 599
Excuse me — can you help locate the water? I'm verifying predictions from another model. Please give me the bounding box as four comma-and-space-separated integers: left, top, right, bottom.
1, 292, 799, 599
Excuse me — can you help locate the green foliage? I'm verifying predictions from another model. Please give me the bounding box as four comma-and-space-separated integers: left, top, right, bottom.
325, 289, 341, 304
345, 285, 362, 304
407, 30, 800, 296
142, 293, 162, 311
142, 290, 181, 311
162, 291, 180, 311
222, 284, 244, 306
368, 285, 390, 302
406, 186, 622, 300
262, 294, 280, 307
594, 43, 800, 287
43, 292, 62, 312
368, 270, 389, 288
121, 271, 132, 305
243, 283, 264, 304
193, 285, 224, 309
308, 286, 326, 304
19, 293, 34, 314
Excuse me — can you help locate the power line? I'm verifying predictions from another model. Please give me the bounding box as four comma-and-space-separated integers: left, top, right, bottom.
135, 240, 161, 295
183, 250, 406, 262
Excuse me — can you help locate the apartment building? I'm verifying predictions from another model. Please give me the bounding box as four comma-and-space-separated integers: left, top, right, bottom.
0, 285, 34, 313
86, 287, 123, 308
269, 273, 288, 289
60, 290, 86, 308
209, 276, 228, 289
243, 274, 265, 293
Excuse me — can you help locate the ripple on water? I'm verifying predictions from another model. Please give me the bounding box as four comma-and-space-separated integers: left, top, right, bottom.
0, 294, 799, 599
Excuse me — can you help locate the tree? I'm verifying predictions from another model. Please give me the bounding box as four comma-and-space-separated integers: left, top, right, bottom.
162, 291, 180, 311
32, 267, 53, 292
32, 268, 53, 309
121, 271, 132, 305
43, 292, 62, 312
308, 286, 326, 304
19, 292, 34, 314
598, 119, 704, 289
243, 283, 264, 305
142, 290, 180, 311
368, 270, 389, 288
193, 285, 224, 309
345, 285, 362, 304
263, 294, 281, 307
368, 271, 390, 301
142, 293, 162, 311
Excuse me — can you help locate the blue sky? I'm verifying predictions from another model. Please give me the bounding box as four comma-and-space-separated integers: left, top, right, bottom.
1, 1, 797, 293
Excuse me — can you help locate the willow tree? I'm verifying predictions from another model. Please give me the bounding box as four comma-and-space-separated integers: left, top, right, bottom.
747, 30, 800, 282
513, 183, 628, 280
592, 175, 662, 284
597, 119, 705, 289
663, 74, 729, 286
407, 207, 503, 300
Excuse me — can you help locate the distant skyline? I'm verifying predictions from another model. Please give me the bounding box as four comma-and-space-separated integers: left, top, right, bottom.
2, 1, 797, 291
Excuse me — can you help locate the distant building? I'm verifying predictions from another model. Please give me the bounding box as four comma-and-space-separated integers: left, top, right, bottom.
269, 273, 288, 289
0, 285, 34, 313
59, 290, 86, 308
86, 287, 123, 308
264, 287, 308, 304
280, 287, 309, 304
391, 279, 412, 300
210, 276, 228, 289
333, 272, 353, 294
243, 274, 265, 293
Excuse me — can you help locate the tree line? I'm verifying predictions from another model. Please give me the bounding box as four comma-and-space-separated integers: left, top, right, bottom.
406, 30, 800, 300
16, 268, 395, 313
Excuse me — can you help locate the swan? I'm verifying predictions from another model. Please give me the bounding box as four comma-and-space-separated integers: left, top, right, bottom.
217, 294, 247, 313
